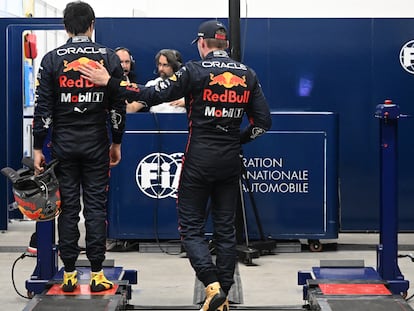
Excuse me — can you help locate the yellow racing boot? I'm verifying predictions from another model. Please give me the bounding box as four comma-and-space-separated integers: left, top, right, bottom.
90, 270, 114, 292
61, 270, 78, 292
200, 282, 227, 311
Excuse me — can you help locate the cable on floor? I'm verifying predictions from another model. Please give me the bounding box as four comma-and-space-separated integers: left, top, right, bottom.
11, 252, 36, 299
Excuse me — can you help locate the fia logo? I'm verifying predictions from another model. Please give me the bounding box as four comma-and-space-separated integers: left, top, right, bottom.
135, 152, 183, 199
400, 40, 414, 74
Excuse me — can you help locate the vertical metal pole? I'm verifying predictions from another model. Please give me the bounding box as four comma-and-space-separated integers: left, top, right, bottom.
36, 220, 58, 279
228, 0, 241, 62
229, 0, 244, 244
375, 99, 409, 295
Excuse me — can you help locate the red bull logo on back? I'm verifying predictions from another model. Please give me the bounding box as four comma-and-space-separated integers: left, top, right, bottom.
209, 72, 247, 88
63, 57, 103, 72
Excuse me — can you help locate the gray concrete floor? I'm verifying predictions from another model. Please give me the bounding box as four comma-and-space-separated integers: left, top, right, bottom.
1, 219, 414, 310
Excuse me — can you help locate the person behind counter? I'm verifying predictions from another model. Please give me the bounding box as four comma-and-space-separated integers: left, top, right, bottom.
126, 48, 186, 113
115, 47, 148, 113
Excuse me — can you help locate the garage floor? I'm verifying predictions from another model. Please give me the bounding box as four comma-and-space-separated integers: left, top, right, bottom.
1, 219, 414, 310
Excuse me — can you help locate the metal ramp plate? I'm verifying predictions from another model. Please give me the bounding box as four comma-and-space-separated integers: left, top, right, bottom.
23, 280, 130, 311
23, 294, 124, 311
129, 307, 305, 311
306, 280, 414, 311
316, 297, 413, 311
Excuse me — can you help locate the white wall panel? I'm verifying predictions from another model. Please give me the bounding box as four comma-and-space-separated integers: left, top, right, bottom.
37, 0, 414, 18
0, 0, 23, 17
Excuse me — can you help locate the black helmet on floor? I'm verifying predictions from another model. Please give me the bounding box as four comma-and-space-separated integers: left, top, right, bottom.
1, 159, 61, 221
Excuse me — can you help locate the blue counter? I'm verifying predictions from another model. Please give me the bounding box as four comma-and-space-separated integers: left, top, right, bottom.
107, 111, 338, 241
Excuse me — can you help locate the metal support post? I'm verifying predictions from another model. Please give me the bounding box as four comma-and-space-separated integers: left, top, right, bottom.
374, 99, 409, 295
26, 220, 58, 296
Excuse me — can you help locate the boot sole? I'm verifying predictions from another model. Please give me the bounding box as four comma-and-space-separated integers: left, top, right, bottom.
90, 283, 113, 292
207, 296, 227, 311
61, 284, 77, 292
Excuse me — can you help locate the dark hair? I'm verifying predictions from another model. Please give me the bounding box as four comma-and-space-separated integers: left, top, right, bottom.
155, 49, 183, 72
63, 1, 95, 35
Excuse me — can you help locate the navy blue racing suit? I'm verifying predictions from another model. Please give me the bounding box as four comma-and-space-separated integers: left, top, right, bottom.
33, 36, 125, 272
109, 50, 272, 292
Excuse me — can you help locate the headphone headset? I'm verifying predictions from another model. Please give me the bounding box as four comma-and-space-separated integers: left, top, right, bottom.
115, 46, 135, 71
155, 49, 183, 73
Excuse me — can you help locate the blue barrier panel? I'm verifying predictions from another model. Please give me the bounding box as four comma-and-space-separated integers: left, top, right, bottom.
241, 112, 338, 240
107, 112, 338, 241
107, 113, 187, 240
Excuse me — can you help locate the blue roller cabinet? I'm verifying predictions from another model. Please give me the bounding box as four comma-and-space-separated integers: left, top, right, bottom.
107, 111, 338, 242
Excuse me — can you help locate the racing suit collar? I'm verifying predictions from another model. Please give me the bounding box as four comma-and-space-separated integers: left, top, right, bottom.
205, 50, 229, 59
67, 36, 92, 43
